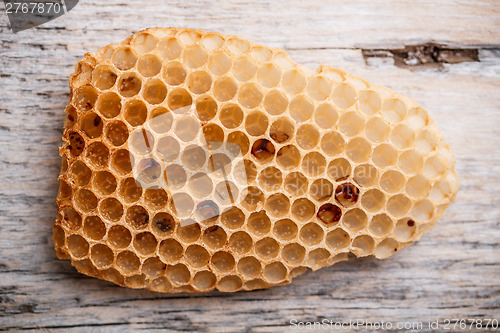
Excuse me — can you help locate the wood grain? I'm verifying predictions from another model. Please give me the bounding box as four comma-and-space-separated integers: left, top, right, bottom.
0, 1, 499, 332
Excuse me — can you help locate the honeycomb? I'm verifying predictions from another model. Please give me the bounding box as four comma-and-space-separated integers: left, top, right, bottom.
55, 27, 459, 293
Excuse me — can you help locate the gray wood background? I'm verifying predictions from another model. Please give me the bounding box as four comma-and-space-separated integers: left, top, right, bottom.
1, 0, 499, 332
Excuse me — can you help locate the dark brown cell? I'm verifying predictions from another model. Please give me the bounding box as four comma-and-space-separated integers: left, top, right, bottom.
153, 212, 175, 233
317, 203, 342, 224
335, 182, 360, 207
251, 139, 275, 162
68, 131, 85, 156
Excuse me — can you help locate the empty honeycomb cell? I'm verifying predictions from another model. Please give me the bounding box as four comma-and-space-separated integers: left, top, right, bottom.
168, 263, 191, 285
86, 142, 109, 168
369, 214, 394, 237
181, 145, 207, 171
132, 32, 157, 53
170, 193, 194, 218
339, 112, 364, 137
234, 160, 257, 185
118, 73, 142, 97
307, 248, 333, 267
172, 117, 198, 143
399, 149, 424, 175
264, 90, 288, 116
310, 178, 333, 202
57, 180, 72, 200
284, 172, 308, 196
269, 117, 294, 144
332, 82, 356, 109
127, 274, 148, 288
361, 189, 386, 212
245, 111, 269, 136
158, 37, 182, 60
67, 234, 89, 259
105, 121, 129, 146
317, 203, 342, 225
73, 85, 98, 111
213, 76, 238, 102
386, 194, 412, 218
202, 33, 224, 50
327, 158, 352, 181
405, 175, 431, 199
382, 98, 406, 123
237, 256, 262, 279
203, 124, 225, 149
129, 129, 154, 156
301, 152, 326, 176
211, 251, 236, 273
255, 237, 280, 261
239, 82, 263, 108
265, 194, 290, 217
342, 208, 367, 231
251, 139, 276, 164
306, 76, 331, 101
263, 262, 287, 283
423, 155, 446, 178
157, 136, 180, 162
150, 106, 172, 128
314, 104, 338, 129
135, 158, 162, 186
152, 212, 175, 235
184, 44, 208, 68
249, 46, 272, 62
325, 227, 350, 251
164, 61, 187, 86
296, 124, 320, 150
358, 90, 381, 115
168, 88, 193, 112
209, 51, 232, 76
353, 164, 379, 187
214, 181, 239, 206
218, 275, 243, 292
192, 270, 217, 291
411, 199, 434, 221
372, 144, 398, 168
74, 188, 98, 213
185, 244, 210, 268
299, 223, 324, 246
276, 145, 301, 170
59, 207, 82, 231
194, 96, 217, 122
83, 216, 106, 240
96, 92, 122, 119
394, 219, 417, 242
226, 37, 250, 55
73, 259, 99, 277
176, 222, 201, 243
99, 197, 124, 222
219, 104, 243, 129
118, 178, 142, 204
133, 232, 157, 255
390, 124, 415, 149
68, 131, 85, 156
233, 56, 257, 81
351, 235, 375, 257
186, 70, 212, 95
149, 276, 172, 292
374, 238, 399, 259
143, 79, 167, 105
92, 65, 118, 90
291, 198, 316, 222
406, 107, 429, 130
90, 244, 114, 268
258, 166, 282, 191
112, 47, 138, 70
429, 180, 452, 203
107, 225, 132, 249
64, 105, 77, 129
124, 100, 148, 127
247, 210, 271, 236
273, 219, 298, 241
365, 117, 390, 143
346, 137, 372, 163
68, 160, 92, 187
281, 243, 306, 265
221, 207, 245, 230
335, 182, 359, 207
289, 95, 314, 122
203, 226, 227, 250
228, 231, 253, 255
257, 63, 281, 88
320, 132, 345, 157
137, 54, 162, 77
178, 30, 202, 45
142, 257, 166, 278
159, 239, 184, 264
380, 170, 406, 193
188, 173, 213, 199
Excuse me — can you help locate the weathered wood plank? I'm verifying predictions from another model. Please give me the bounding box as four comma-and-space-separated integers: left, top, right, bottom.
1, 0, 499, 331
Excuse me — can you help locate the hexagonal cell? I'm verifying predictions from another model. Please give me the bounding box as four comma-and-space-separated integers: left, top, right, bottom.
137, 54, 162, 77
67, 234, 89, 259
335, 182, 360, 207
238, 256, 262, 279
158, 37, 182, 60
273, 218, 298, 241
264, 90, 288, 116
226, 37, 250, 55
68, 160, 92, 187
257, 63, 281, 88
135, 158, 162, 186
346, 137, 372, 163
351, 235, 375, 257
73, 85, 98, 111
105, 120, 129, 146
107, 225, 132, 249
394, 218, 417, 242
186, 70, 212, 95
164, 61, 187, 86
195, 95, 217, 122
296, 124, 320, 150
406, 107, 429, 130
269, 117, 294, 144
325, 228, 350, 251
57, 180, 72, 201
59, 207, 82, 231
176, 222, 201, 243
399, 149, 424, 175
129, 129, 154, 156
234, 159, 257, 184
374, 238, 400, 259
185, 244, 210, 268
203, 123, 225, 149
372, 143, 398, 168
380, 170, 406, 193
211, 251, 235, 273
90, 244, 114, 268
214, 181, 239, 206
369, 214, 394, 237
209, 51, 232, 75
310, 178, 333, 202
159, 239, 184, 264
405, 174, 431, 199
152, 212, 175, 235
314, 103, 338, 129
358, 90, 381, 115
239, 82, 263, 109
306, 76, 331, 101
339, 111, 364, 137
156, 136, 179, 162
125, 205, 149, 230
124, 99, 148, 127
73, 189, 98, 213
112, 47, 138, 70
249, 45, 272, 62
390, 124, 415, 149
99, 197, 124, 222
289, 198, 315, 222
263, 262, 287, 283
219, 207, 244, 230
232, 56, 257, 81
282, 69, 306, 94
251, 139, 275, 164
183, 44, 208, 68
192, 270, 217, 291
64, 105, 77, 130
203, 226, 227, 250
168, 88, 193, 112
302, 152, 326, 176
110, 149, 132, 175
92, 65, 118, 90
149, 276, 171, 292
228, 231, 253, 255
245, 111, 269, 136
247, 210, 271, 236
317, 203, 342, 225
423, 155, 446, 178
118, 177, 142, 204
86, 142, 109, 168
429, 180, 453, 203
132, 32, 157, 53
92, 171, 117, 196
118, 73, 142, 98
255, 237, 280, 261
361, 189, 386, 213
265, 193, 290, 217
219, 103, 243, 129
258, 166, 282, 191
289, 95, 314, 122
143, 79, 167, 105
170, 192, 194, 218
96, 92, 121, 119
142, 257, 166, 279
343, 208, 367, 231
320, 132, 345, 156
167, 263, 191, 285
365, 117, 390, 143
382, 98, 406, 123
180, 145, 206, 171
67, 132, 85, 157
276, 145, 300, 170
353, 163, 379, 187
133, 232, 157, 255
217, 275, 243, 292
327, 158, 351, 181
213, 76, 237, 102
284, 172, 308, 196
332, 82, 356, 109
299, 223, 324, 246
411, 199, 434, 222
281, 243, 306, 265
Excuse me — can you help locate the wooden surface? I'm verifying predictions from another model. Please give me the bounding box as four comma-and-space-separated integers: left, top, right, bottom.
1, 1, 499, 332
